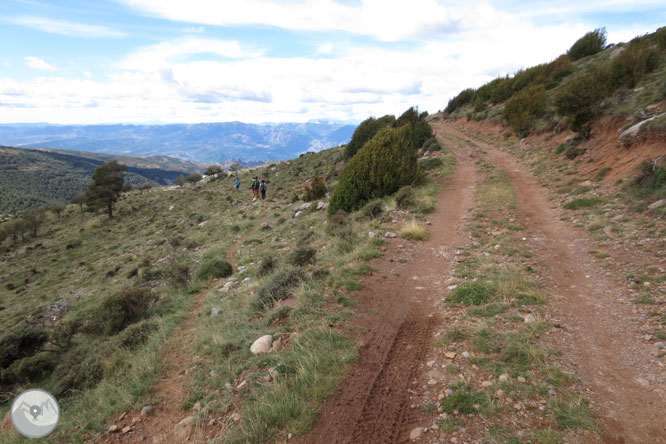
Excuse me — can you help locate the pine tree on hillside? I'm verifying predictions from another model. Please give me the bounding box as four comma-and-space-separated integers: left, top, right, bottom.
85, 161, 127, 219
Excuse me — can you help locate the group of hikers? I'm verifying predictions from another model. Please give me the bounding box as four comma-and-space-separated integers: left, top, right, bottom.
235, 175, 267, 200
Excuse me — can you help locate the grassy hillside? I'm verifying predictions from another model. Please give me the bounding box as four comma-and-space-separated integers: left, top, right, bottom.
0, 146, 205, 216
0, 112, 450, 443
444, 26, 666, 138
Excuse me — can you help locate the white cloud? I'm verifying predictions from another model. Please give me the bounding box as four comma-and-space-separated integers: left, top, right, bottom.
181, 26, 205, 34
120, 38, 261, 71
1, 2, 662, 124
7, 16, 126, 38
117, 0, 462, 41
25, 56, 56, 71
316, 43, 334, 55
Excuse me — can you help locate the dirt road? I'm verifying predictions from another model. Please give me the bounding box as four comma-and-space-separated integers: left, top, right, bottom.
438, 122, 666, 443
296, 131, 478, 444
302, 120, 666, 444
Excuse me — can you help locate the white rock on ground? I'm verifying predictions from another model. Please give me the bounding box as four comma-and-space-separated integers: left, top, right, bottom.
410, 427, 425, 440
218, 282, 234, 293
316, 201, 329, 210
295, 202, 312, 212
648, 199, 666, 210
250, 335, 273, 355
618, 113, 665, 146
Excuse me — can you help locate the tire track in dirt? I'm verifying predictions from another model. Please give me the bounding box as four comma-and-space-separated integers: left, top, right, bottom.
437, 121, 666, 444
297, 142, 477, 444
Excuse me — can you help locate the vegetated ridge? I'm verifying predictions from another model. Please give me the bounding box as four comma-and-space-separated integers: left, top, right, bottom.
0, 146, 206, 216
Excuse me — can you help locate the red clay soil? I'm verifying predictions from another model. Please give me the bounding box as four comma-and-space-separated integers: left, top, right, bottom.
453, 115, 666, 183
294, 143, 478, 444
436, 121, 666, 444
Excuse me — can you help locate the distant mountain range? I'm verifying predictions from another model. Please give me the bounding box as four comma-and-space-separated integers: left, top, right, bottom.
0, 121, 357, 164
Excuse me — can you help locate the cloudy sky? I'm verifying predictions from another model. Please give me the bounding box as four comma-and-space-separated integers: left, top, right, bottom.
0, 0, 664, 124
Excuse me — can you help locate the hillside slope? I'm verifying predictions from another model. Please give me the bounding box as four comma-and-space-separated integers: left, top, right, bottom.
0, 146, 204, 215
444, 26, 666, 146
0, 109, 445, 443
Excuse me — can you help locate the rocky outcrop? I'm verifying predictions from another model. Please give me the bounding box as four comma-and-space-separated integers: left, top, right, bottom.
618, 113, 665, 146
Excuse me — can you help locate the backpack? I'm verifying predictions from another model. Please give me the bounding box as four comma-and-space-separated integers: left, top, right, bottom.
260, 182, 266, 191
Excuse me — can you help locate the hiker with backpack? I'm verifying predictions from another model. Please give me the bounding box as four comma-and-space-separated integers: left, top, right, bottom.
235, 177, 241, 190
250, 176, 258, 196
260, 179, 267, 200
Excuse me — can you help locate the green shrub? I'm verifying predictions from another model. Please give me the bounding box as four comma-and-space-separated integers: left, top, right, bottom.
95, 287, 158, 335
114, 319, 159, 348
655, 27, 666, 49
251, 267, 305, 311
0, 353, 58, 385
195, 258, 233, 281
394, 107, 432, 150
395, 186, 416, 209
555, 72, 608, 133
608, 40, 661, 90
362, 199, 384, 218
540, 54, 574, 87
166, 262, 191, 288
139, 266, 163, 283
287, 246, 317, 266
204, 165, 223, 176
259, 256, 278, 276
0, 327, 48, 369
554, 144, 566, 155
446, 281, 497, 306
329, 124, 422, 214
503, 85, 546, 134
344, 115, 395, 159
568, 28, 607, 61
422, 137, 441, 152
304, 176, 327, 201
446, 88, 475, 114
186, 173, 203, 183
563, 198, 602, 209
419, 157, 443, 170
54, 352, 104, 396
565, 145, 587, 159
